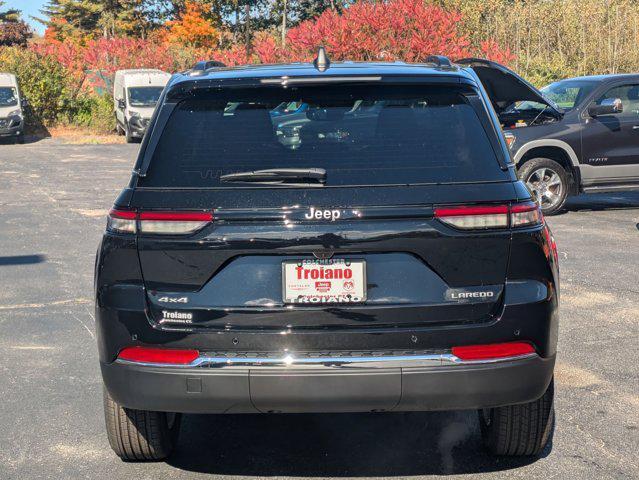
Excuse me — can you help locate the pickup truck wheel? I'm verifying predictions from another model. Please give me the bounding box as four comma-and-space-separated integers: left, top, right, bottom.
479, 379, 554, 456
519, 158, 569, 215
103, 387, 181, 461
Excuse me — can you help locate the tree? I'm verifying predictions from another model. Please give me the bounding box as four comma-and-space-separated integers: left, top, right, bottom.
0, 1, 20, 23
293, 0, 353, 22
165, 0, 219, 47
0, 2, 32, 47
40, 0, 155, 40
41, 0, 100, 39
0, 21, 32, 47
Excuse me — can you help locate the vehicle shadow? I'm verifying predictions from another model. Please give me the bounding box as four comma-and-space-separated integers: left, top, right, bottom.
20, 133, 51, 144
0, 132, 51, 145
0, 254, 47, 266
168, 410, 549, 476
563, 192, 639, 213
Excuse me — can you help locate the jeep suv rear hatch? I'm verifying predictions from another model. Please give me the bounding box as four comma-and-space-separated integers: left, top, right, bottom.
128, 79, 520, 331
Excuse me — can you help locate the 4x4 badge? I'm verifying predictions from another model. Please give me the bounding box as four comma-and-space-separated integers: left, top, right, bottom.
157, 296, 189, 304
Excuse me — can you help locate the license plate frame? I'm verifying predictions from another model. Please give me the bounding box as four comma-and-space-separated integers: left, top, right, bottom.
282, 259, 367, 304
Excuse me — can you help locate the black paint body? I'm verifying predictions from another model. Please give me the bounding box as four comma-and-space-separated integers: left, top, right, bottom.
95, 62, 559, 413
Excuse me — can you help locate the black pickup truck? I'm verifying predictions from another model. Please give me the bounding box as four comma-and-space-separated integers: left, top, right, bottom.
459, 59, 639, 214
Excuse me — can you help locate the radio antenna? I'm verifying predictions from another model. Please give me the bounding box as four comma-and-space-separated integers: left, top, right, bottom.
313, 46, 331, 72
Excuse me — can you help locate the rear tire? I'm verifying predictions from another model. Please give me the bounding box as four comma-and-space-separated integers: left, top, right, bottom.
479, 379, 554, 456
518, 158, 569, 216
103, 387, 181, 461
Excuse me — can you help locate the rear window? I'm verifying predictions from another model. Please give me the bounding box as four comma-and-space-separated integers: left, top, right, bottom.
139, 84, 507, 188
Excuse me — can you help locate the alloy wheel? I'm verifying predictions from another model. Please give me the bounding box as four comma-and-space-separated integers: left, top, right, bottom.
525, 167, 563, 209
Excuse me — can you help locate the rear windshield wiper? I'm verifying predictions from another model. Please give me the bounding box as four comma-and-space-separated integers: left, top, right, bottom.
220, 168, 326, 184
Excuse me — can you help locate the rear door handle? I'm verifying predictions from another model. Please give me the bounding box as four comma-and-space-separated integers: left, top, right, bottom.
633, 125, 639, 129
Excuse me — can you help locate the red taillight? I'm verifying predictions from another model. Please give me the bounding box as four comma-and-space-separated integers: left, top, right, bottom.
118, 346, 199, 365
109, 209, 136, 219
510, 201, 542, 227
138, 212, 213, 221
434, 202, 542, 230
138, 211, 213, 234
106, 209, 213, 235
452, 341, 535, 361
434, 205, 509, 229
107, 209, 137, 233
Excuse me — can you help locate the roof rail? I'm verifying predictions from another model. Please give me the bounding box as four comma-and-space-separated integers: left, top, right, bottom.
189, 60, 227, 76
425, 55, 452, 68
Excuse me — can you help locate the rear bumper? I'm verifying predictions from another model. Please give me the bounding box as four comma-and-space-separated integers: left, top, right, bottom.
101, 352, 555, 414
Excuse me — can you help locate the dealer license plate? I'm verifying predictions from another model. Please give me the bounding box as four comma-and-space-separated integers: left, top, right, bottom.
282, 259, 366, 304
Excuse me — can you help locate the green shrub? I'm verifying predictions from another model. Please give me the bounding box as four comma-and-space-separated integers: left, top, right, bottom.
62, 94, 114, 134
89, 94, 116, 133
0, 46, 116, 134
0, 46, 72, 129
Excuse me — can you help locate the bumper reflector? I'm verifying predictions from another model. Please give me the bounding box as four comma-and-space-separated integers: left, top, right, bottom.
118, 346, 199, 365
451, 342, 535, 361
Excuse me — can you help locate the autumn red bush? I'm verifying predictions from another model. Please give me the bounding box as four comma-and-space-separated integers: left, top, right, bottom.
246, 0, 514, 65
4, 0, 515, 131
30, 0, 514, 75
286, 0, 472, 62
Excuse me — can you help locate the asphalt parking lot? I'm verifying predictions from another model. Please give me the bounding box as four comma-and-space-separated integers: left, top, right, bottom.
0, 140, 637, 479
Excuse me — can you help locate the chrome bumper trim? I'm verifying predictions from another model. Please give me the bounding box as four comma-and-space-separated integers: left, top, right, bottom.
114, 351, 538, 369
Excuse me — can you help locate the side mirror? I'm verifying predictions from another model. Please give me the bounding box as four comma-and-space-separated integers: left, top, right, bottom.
21, 98, 28, 108
117, 98, 126, 110
588, 98, 623, 117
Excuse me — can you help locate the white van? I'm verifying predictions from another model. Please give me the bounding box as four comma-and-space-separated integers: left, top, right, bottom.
113, 69, 171, 143
0, 73, 25, 144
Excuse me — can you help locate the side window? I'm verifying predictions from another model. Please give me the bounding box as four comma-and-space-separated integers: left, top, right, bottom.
594, 84, 639, 118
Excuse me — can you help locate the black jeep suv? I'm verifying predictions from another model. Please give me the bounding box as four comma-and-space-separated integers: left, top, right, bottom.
459, 59, 639, 214
95, 54, 559, 461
